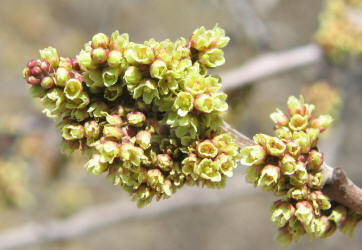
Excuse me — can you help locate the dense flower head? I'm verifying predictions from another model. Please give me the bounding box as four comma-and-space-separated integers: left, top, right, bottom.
22, 26, 243, 207
240, 95, 359, 245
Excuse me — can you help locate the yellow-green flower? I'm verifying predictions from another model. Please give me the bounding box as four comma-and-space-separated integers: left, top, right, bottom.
62, 124, 85, 140
194, 158, 221, 182
270, 200, 295, 227
240, 145, 266, 166
174, 91, 194, 117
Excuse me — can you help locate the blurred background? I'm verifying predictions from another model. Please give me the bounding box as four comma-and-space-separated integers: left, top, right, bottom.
0, 0, 361, 249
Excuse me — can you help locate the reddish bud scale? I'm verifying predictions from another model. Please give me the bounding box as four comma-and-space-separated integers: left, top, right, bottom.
296, 201, 313, 211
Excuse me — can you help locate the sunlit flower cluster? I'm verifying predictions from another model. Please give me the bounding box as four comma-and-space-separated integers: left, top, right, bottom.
316, 0, 362, 62
23, 26, 242, 207
240, 96, 361, 246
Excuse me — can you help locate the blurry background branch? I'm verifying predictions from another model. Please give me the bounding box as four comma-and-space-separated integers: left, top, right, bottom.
221, 44, 323, 91
0, 174, 257, 250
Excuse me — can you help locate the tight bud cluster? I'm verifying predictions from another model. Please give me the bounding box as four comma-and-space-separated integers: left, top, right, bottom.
316, 0, 362, 62
240, 95, 360, 246
23, 26, 242, 207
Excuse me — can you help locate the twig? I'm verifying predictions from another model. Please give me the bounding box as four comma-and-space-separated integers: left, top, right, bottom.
221, 122, 362, 214
220, 44, 323, 91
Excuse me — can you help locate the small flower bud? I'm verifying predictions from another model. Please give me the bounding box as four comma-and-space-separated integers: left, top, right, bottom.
40, 59, 52, 72
59, 57, 73, 71
136, 130, 152, 150
106, 114, 123, 126
26, 75, 41, 85
240, 145, 266, 166
275, 126, 292, 140
157, 154, 173, 171
309, 191, 331, 214
62, 124, 85, 140
270, 200, 295, 227
39, 47, 59, 67
96, 140, 120, 164
64, 79, 83, 100
212, 133, 238, 156
120, 143, 144, 167
253, 133, 271, 147
92, 47, 108, 64
181, 154, 198, 177
307, 128, 320, 147
55, 67, 70, 87
289, 161, 308, 186
196, 140, 219, 158
150, 59, 168, 79
107, 50, 123, 67
287, 96, 304, 116
123, 66, 142, 84
266, 137, 286, 157
77, 49, 96, 70
280, 154, 296, 175
286, 141, 301, 157
287, 185, 308, 200
257, 164, 280, 187
110, 31, 129, 50
311, 115, 333, 132
84, 120, 101, 138
127, 111, 146, 127
293, 131, 310, 154
305, 216, 329, 237
194, 94, 214, 113
211, 92, 228, 112
307, 172, 324, 189
270, 108, 289, 126
295, 201, 314, 225
40, 76, 55, 89
307, 150, 324, 171
91, 33, 109, 48
85, 154, 108, 175
103, 125, 123, 140
147, 169, 164, 188
328, 205, 347, 224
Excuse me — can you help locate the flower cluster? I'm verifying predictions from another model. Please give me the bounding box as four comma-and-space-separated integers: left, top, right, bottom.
240, 96, 361, 246
315, 0, 362, 62
22, 26, 242, 207
302, 81, 343, 120
0, 158, 33, 208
